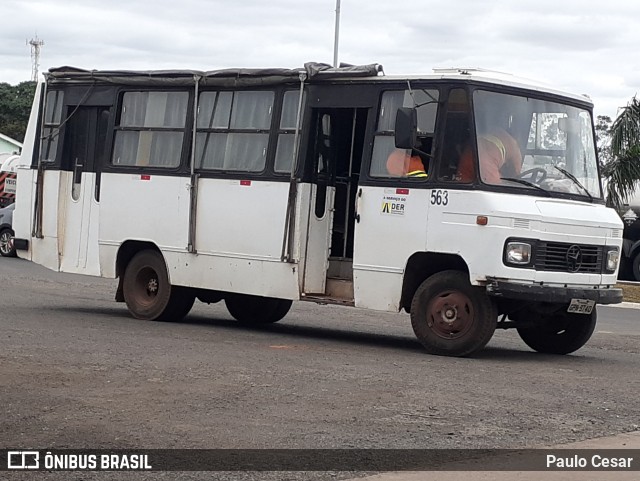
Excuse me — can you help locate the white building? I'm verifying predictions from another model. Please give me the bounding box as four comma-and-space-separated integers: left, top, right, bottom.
0, 133, 22, 155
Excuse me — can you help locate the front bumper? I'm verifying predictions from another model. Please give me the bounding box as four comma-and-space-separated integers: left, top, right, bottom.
486, 279, 623, 305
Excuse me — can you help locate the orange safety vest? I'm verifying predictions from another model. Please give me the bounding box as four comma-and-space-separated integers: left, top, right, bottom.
482, 135, 506, 162
387, 150, 427, 178
457, 134, 508, 183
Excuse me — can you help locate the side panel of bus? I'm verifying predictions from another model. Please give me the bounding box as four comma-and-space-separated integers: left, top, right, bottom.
352, 186, 431, 311
97, 86, 302, 299
15, 169, 62, 271
173, 178, 299, 298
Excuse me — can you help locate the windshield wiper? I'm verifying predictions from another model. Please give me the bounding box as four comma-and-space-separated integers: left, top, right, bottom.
500, 177, 551, 196
552, 166, 593, 202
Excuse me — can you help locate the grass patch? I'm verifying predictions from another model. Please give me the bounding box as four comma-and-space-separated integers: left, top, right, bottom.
617, 282, 640, 303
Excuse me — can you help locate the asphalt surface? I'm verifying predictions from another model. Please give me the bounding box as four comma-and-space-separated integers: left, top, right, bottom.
1, 256, 639, 480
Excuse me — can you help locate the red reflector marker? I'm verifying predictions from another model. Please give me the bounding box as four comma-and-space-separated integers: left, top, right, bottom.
240, 180, 252, 186
396, 188, 409, 195
140, 175, 151, 181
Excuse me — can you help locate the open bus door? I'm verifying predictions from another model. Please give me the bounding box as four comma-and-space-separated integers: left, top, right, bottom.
301, 105, 368, 302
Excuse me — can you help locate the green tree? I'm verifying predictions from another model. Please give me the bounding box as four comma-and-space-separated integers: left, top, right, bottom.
602, 97, 640, 208
595, 114, 612, 165
0, 81, 37, 143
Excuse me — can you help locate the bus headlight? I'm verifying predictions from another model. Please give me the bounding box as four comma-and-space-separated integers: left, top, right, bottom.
505, 242, 532, 266
605, 248, 620, 273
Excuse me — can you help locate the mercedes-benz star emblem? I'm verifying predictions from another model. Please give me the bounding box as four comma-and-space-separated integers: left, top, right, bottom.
566, 245, 583, 273
622, 208, 638, 226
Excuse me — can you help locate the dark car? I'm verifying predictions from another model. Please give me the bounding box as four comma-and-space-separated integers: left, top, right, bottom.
618, 190, 640, 281
0, 202, 16, 257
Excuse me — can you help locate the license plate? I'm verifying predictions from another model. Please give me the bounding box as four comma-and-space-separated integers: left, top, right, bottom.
567, 298, 595, 314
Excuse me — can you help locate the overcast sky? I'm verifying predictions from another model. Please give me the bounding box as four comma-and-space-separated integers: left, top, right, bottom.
1, 0, 638, 119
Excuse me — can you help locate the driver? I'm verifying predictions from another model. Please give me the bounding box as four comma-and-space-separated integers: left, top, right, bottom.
457, 128, 522, 184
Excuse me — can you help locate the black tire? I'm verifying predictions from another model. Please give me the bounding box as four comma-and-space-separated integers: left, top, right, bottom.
122, 249, 194, 321
160, 286, 196, 322
0, 228, 16, 257
618, 257, 632, 281
517, 309, 597, 355
225, 294, 292, 324
632, 252, 640, 282
410, 270, 497, 357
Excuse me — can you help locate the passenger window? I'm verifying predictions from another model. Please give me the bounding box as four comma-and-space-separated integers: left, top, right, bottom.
196, 90, 274, 172
112, 91, 188, 168
40, 90, 64, 164
274, 90, 304, 173
370, 89, 438, 178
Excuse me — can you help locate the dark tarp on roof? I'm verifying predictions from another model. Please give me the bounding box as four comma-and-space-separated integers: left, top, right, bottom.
45, 62, 383, 87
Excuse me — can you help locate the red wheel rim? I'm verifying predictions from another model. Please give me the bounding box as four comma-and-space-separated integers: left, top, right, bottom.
425, 290, 475, 339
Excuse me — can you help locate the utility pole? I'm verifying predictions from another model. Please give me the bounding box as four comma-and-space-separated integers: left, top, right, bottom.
333, 0, 341, 67
27, 36, 45, 81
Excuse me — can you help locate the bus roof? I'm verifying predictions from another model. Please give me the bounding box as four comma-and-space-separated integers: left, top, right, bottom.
404, 67, 592, 105
46, 62, 381, 87
45, 63, 592, 106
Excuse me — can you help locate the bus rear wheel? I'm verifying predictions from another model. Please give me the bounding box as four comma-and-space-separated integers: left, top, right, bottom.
225, 294, 292, 324
410, 270, 497, 357
123, 250, 195, 322
517, 310, 597, 354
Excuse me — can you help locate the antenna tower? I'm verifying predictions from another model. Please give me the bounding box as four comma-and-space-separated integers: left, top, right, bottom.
27, 36, 45, 81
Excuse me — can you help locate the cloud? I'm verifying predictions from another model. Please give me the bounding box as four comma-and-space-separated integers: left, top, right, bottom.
1, 0, 638, 119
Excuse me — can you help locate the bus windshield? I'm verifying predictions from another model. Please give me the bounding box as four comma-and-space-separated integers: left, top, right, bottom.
472, 90, 602, 199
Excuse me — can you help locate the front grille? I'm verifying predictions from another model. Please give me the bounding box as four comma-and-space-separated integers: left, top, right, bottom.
534, 242, 603, 273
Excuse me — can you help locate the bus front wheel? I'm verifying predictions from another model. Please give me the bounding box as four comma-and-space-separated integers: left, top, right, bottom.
225, 294, 292, 324
123, 250, 195, 322
516, 310, 597, 354
410, 270, 497, 357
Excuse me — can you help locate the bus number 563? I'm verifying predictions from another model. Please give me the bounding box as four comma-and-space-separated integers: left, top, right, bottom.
430, 190, 448, 206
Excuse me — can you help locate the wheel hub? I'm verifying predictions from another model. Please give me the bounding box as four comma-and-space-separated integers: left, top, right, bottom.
427, 290, 475, 339
133, 267, 160, 306
147, 278, 158, 294
442, 307, 458, 324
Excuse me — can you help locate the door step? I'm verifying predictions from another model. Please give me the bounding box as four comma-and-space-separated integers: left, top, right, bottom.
301, 278, 355, 307
300, 294, 355, 307
326, 277, 354, 299
327, 259, 353, 281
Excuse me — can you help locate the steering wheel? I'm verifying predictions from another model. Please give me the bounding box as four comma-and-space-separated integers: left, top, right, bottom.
518, 167, 547, 184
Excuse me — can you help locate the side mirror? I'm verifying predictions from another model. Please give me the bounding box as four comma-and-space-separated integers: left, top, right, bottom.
394, 107, 417, 149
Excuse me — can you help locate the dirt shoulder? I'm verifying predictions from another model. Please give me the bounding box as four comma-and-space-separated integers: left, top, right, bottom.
617, 282, 640, 303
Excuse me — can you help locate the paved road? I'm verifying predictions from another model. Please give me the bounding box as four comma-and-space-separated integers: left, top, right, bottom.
1, 257, 638, 480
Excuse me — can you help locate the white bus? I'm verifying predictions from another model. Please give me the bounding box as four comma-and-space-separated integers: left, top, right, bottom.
13, 63, 624, 357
